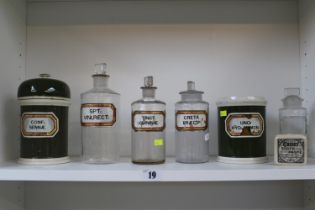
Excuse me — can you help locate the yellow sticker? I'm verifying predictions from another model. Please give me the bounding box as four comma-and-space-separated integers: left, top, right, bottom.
154, 138, 164, 146
220, 110, 227, 117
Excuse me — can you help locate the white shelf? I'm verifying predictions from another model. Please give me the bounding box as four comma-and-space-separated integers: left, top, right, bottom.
0, 157, 315, 182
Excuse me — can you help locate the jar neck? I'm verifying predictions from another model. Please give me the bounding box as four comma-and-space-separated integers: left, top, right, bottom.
142, 88, 156, 99
93, 76, 108, 88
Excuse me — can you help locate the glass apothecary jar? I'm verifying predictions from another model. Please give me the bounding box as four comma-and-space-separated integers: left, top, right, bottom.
279, 88, 307, 134
81, 63, 120, 164
131, 76, 166, 164
175, 81, 209, 163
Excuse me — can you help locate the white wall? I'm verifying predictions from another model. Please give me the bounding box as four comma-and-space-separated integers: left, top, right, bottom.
0, 0, 25, 161
26, 0, 300, 157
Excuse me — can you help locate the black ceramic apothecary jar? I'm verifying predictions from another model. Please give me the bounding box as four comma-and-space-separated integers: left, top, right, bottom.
216, 96, 267, 164
17, 74, 71, 165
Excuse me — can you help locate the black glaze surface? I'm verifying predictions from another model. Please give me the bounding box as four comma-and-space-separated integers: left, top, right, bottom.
20, 106, 68, 159
18, 77, 70, 98
218, 106, 266, 158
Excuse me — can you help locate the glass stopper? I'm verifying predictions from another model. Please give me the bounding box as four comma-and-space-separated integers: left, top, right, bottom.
284, 88, 300, 96
94, 63, 107, 75
144, 76, 154, 87
187, 81, 195, 91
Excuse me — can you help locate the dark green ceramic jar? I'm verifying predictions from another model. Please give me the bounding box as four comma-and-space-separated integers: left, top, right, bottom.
216, 96, 267, 164
17, 74, 71, 165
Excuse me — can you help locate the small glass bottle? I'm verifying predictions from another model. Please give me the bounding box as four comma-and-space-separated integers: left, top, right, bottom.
81, 63, 120, 164
274, 87, 307, 165
279, 88, 307, 134
131, 76, 166, 164
175, 81, 209, 163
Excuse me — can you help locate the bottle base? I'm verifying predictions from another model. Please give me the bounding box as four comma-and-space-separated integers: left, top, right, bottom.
132, 160, 165, 165
176, 159, 209, 164
18, 156, 70, 165
83, 158, 118, 164
217, 156, 268, 164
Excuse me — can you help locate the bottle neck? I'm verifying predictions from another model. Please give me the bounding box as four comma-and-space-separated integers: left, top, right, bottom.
93, 76, 108, 88
181, 93, 202, 101
142, 88, 156, 99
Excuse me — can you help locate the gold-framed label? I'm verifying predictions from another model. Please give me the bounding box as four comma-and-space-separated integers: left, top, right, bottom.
176, 110, 208, 131
21, 112, 59, 138
81, 103, 116, 126
132, 111, 165, 132
225, 112, 264, 138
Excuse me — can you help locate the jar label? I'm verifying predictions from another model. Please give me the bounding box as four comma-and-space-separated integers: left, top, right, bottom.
278, 138, 305, 163
21, 112, 59, 138
132, 111, 165, 132
81, 103, 116, 126
176, 111, 208, 131
225, 112, 264, 138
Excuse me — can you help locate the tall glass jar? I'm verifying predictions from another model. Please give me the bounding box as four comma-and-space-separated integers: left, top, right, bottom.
131, 76, 166, 164
175, 81, 209, 163
81, 63, 120, 164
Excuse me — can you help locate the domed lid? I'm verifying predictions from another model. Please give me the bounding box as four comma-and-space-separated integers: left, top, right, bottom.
216, 96, 267, 107
18, 74, 70, 98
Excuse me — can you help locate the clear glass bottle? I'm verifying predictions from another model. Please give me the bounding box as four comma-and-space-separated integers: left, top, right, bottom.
175, 81, 209, 163
131, 76, 166, 164
279, 88, 307, 134
274, 88, 307, 165
81, 63, 120, 164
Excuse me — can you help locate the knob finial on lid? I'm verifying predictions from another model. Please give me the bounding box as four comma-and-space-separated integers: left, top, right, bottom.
39, 73, 51, 78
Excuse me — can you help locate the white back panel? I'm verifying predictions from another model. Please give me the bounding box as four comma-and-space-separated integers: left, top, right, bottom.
26, 0, 300, 157
0, 0, 26, 161
300, 0, 315, 158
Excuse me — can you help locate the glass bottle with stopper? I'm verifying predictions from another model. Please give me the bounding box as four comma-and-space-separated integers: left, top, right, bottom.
131, 76, 166, 164
175, 81, 209, 163
275, 88, 307, 165
81, 63, 120, 164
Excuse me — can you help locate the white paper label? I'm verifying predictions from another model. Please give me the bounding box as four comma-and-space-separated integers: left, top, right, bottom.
132, 111, 165, 132
225, 112, 264, 138
81, 103, 116, 126
21, 112, 59, 138
278, 138, 305, 163
176, 111, 208, 131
